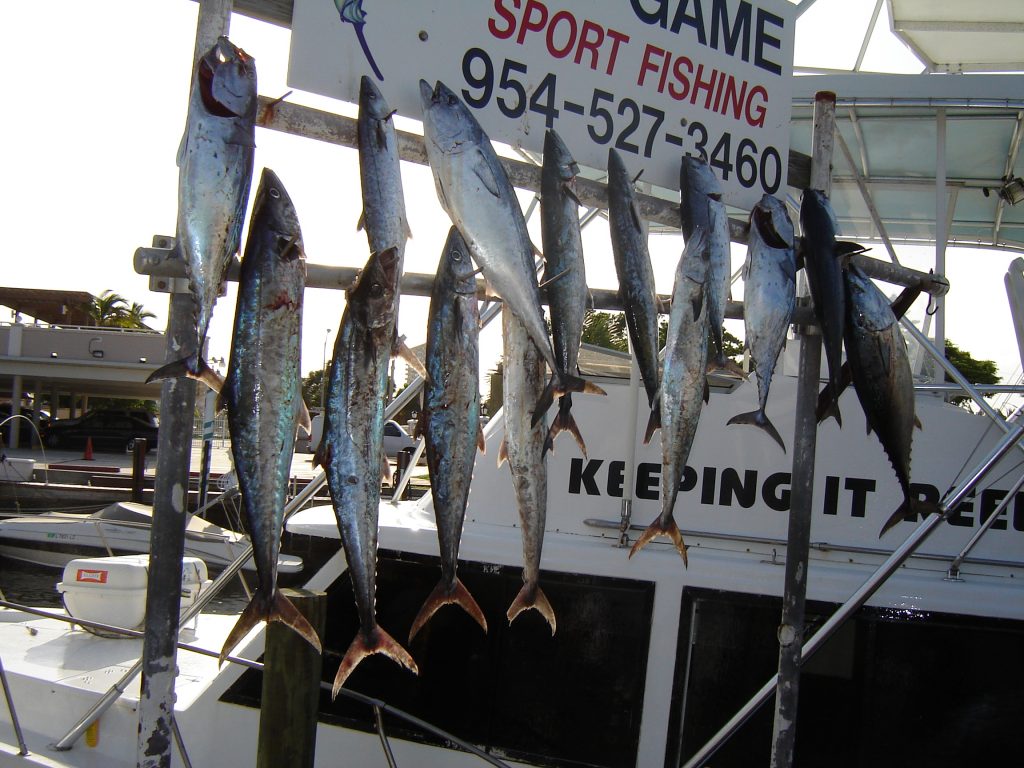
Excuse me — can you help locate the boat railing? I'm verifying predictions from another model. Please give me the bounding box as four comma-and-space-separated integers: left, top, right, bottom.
0, 597, 512, 768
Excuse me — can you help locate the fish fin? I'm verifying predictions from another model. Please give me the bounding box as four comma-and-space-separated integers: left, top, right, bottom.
629, 199, 643, 233
538, 265, 572, 290
312, 439, 330, 470
332, 625, 418, 699
298, 400, 312, 436
357, 209, 366, 232
703, 379, 711, 404
176, 126, 189, 168
409, 577, 488, 642
727, 410, 787, 453
477, 424, 486, 454
404, 218, 413, 240
507, 583, 556, 635
269, 589, 322, 654
532, 373, 558, 427
146, 354, 224, 393
395, 335, 426, 378
546, 396, 587, 459
219, 594, 266, 666
816, 386, 843, 427
497, 436, 508, 467
914, 414, 922, 430
643, 403, 661, 445
472, 149, 501, 197
628, 517, 688, 567
879, 498, 941, 538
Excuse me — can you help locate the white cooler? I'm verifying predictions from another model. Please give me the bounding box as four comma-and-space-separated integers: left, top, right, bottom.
58, 554, 211, 635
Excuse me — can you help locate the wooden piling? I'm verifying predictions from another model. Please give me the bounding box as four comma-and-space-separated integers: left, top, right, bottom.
257, 588, 326, 768
131, 438, 147, 503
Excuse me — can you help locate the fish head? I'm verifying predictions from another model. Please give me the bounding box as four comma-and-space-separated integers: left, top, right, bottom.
254, 168, 304, 266
420, 79, 472, 153
680, 156, 722, 199
844, 264, 895, 332
199, 37, 257, 120
752, 194, 794, 250
441, 227, 477, 296
544, 129, 579, 184
359, 75, 391, 122
349, 248, 399, 330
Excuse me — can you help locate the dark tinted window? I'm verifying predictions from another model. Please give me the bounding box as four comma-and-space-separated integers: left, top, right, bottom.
225, 550, 655, 767
667, 588, 1024, 767
384, 422, 400, 436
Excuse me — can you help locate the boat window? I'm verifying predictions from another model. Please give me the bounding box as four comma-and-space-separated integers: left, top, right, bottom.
223, 550, 655, 767
666, 588, 1024, 767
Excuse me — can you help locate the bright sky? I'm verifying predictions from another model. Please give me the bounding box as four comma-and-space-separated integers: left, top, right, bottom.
2, 0, 1020, 398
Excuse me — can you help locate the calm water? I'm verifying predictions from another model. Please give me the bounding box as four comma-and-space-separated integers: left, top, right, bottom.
0, 556, 250, 614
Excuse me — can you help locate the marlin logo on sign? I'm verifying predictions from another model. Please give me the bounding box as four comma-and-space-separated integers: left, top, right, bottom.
333, 0, 384, 81
76, 569, 108, 584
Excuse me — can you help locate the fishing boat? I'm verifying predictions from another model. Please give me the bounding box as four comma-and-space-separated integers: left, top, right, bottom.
0, 500, 302, 574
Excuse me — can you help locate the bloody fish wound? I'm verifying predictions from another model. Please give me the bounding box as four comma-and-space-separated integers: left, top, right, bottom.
147, 36, 257, 393
316, 247, 417, 696
217, 168, 319, 664
409, 228, 488, 641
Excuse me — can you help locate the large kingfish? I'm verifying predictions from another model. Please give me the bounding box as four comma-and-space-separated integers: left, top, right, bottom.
538, 130, 606, 456
842, 265, 938, 536
630, 231, 708, 565
148, 37, 256, 391
680, 157, 743, 377
218, 169, 319, 663
315, 248, 417, 696
727, 195, 796, 451
801, 189, 846, 424
499, 308, 555, 634
409, 228, 487, 641
419, 80, 589, 418
607, 148, 661, 442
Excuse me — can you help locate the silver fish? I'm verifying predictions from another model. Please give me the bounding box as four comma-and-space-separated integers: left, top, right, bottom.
147, 37, 256, 391
607, 148, 662, 442
499, 308, 555, 634
315, 248, 417, 696
218, 169, 318, 663
419, 80, 589, 417
680, 157, 743, 377
538, 129, 606, 457
842, 265, 937, 537
409, 228, 487, 641
630, 230, 709, 565
801, 189, 846, 424
727, 195, 796, 452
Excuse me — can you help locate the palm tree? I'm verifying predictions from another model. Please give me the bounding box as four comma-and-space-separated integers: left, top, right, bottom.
84, 290, 129, 327
124, 302, 156, 330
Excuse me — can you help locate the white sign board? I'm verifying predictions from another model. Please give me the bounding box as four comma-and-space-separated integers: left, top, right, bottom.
289, 0, 795, 210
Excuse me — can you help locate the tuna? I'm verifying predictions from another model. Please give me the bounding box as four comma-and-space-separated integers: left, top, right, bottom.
727, 195, 796, 451
409, 228, 487, 640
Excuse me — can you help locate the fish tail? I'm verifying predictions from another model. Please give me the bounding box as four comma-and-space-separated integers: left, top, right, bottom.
816, 391, 843, 427
643, 403, 661, 444
727, 410, 787, 453
544, 396, 587, 458
532, 373, 606, 427
332, 625, 418, 699
532, 373, 558, 427
219, 593, 268, 666
408, 577, 488, 642
629, 517, 688, 567
879, 497, 942, 538
506, 583, 556, 635
145, 352, 224, 393
269, 590, 323, 654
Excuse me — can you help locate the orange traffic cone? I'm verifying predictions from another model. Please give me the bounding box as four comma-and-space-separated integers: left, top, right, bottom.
83, 437, 94, 461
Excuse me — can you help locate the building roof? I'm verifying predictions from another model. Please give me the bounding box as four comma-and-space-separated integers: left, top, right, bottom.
0, 287, 94, 326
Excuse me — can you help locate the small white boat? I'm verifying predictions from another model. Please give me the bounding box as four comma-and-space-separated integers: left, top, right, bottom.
0, 500, 302, 574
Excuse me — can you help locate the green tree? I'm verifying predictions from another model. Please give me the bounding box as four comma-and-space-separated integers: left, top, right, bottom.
483, 361, 504, 417
581, 310, 628, 352
302, 368, 327, 412
944, 340, 999, 408
83, 291, 155, 329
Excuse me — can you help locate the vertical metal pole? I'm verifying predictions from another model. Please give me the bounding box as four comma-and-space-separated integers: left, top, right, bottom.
137, 3, 230, 766
933, 108, 948, 381
197, 389, 217, 510
770, 90, 835, 768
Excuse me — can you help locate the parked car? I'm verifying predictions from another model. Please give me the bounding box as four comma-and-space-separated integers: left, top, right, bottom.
0, 404, 50, 447
299, 416, 416, 458
40, 409, 159, 452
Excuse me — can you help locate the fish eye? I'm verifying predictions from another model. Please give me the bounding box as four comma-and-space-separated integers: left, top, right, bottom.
447, 94, 457, 106
369, 283, 384, 298
269, 187, 281, 199
452, 250, 463, 262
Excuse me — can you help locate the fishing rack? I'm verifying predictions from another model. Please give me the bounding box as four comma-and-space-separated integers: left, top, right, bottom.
127, 2, 1006, 767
